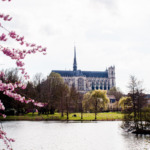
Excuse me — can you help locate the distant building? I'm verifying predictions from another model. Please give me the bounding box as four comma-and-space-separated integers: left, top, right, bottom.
108, 95, 116, 103
145, 94, 150, 105
52, 46, 116, 93
107, 95, 119, 111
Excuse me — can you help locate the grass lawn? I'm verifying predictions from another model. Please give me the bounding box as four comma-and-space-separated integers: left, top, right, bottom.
0, 112, 123, 121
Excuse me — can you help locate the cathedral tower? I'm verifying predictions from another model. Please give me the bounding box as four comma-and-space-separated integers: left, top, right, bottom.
73, 46, 77, 71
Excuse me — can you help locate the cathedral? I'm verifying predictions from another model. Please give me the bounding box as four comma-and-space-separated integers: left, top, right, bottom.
52, 46, 116, 93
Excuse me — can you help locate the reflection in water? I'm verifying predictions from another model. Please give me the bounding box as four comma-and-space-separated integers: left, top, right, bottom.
0, 121, 150, 150
122, 131, 150, 150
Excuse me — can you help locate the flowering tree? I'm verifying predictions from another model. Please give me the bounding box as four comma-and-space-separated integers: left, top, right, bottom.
0, 0, 47, 149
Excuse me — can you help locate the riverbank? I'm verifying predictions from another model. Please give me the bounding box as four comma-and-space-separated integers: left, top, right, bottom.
0, 112, 123, 121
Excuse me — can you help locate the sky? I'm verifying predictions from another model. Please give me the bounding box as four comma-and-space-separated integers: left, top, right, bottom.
0, 0, 150, 93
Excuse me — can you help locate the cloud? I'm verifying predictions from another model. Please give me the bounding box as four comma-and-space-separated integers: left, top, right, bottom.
93, 0, 114, 6
40, 24, 61, 37
1, 0, 150, 93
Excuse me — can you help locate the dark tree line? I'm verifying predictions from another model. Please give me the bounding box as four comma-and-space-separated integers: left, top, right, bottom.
0, 68, 82, 117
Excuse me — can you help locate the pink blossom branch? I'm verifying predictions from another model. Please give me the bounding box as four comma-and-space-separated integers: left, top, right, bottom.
0, 0, 47, 149
0, 78, 47, 108
0, 13, 12, 21
1, 0, 11, 2
0, 123, 14, 150
0, 23, 47, 54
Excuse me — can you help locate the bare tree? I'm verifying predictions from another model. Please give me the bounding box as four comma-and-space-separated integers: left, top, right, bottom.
122, 76, 148, 134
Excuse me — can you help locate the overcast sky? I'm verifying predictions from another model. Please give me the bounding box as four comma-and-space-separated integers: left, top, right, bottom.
0, 0, 150, 93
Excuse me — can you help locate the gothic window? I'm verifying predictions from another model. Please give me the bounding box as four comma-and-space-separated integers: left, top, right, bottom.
92, 82, 95, 90
104, 82, 106, 90
96, 82, 99, 90
100, 82, 102, 89
72, 83, 75, 87
112, 80, 114, 86
78, 78, 84, 91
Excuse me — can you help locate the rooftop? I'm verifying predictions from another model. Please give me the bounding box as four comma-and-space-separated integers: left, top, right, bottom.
52, 70, 108, 78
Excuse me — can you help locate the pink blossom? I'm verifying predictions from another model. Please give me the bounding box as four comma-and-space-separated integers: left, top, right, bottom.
0, 33, 7, 41
0, 71, 5, 77
21, 84, 26, 89
2, 114, 6, 118
0, 100, 5, 110
3, 15, 12, 21
16, 60, 25, 67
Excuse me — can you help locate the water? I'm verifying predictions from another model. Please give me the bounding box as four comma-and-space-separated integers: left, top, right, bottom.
0, 121, 150, 150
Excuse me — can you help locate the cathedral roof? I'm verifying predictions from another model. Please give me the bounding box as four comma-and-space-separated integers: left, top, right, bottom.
82, 71, 108, 78
52, 46, 108, 78
52, 70, 108, 78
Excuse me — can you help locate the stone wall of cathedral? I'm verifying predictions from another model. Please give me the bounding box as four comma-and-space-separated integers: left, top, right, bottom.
63, 66, 116, 93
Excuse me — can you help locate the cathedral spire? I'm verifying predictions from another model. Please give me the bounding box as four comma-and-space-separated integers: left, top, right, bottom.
73, 45, 77, 71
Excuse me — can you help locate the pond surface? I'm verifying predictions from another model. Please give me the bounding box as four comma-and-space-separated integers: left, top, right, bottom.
0, 121, 150, 150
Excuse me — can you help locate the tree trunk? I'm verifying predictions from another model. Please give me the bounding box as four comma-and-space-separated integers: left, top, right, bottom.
95, 100, 97, 120
66, 96, 69, 121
